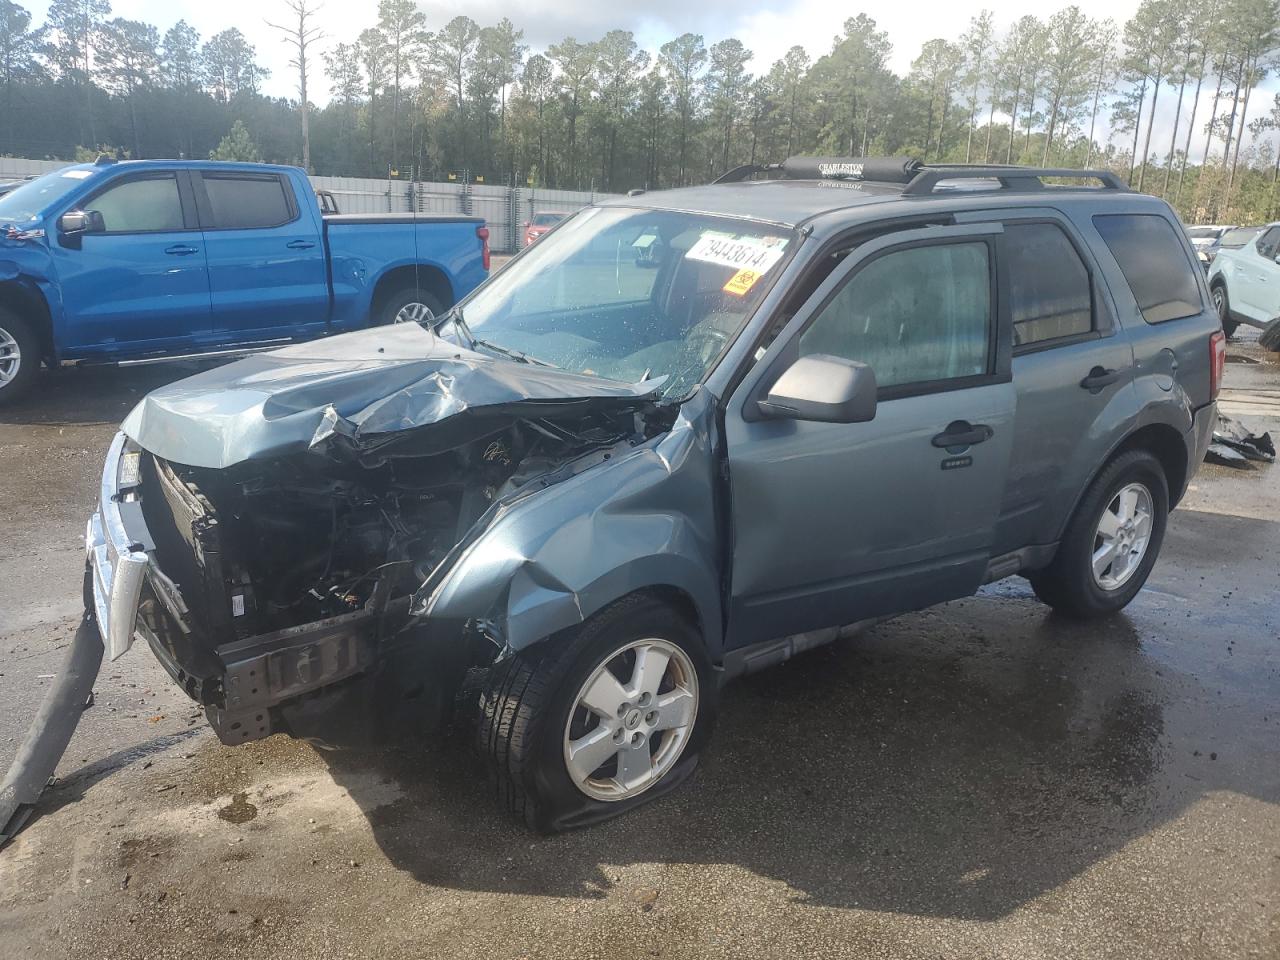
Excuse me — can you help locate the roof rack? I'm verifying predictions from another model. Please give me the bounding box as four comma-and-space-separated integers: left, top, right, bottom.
713, 155, 1130, 193
713, 162, 782, 184
902, 164, 1129, 195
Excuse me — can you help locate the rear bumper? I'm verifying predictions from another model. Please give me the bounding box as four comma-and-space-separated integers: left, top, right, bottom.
1188, 401, 1217, 486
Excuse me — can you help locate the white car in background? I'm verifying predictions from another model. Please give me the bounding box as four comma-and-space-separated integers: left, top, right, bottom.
1188, 224, 1235, 261
1206, 222, 1280, 339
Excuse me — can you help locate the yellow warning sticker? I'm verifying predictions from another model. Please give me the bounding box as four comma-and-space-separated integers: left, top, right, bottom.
723, 268, 762, 296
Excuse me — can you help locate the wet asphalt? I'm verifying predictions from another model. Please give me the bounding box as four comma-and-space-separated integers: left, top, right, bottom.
0, 334, 1277, 959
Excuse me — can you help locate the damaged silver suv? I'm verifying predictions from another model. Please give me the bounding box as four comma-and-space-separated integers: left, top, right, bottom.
62, 159, 1223, 832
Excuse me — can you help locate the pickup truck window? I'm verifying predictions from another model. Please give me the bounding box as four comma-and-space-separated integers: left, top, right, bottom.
1005, 222, 1093, 347
85, 174, 185, 233
201, 174, 294, 229
1093, 213, 1203, 324
799, 241, 991, 389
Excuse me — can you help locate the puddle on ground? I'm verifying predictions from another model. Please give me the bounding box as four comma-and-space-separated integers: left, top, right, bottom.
217, 791, 259, 824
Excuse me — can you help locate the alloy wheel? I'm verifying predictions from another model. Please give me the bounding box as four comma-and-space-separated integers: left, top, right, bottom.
563, 638, 699, 802
0, 326, 21, 387
393, 301, 435, 324
1091, 482, 1154, 591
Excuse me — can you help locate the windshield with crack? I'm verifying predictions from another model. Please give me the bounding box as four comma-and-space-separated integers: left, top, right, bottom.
452, 206, 796, 397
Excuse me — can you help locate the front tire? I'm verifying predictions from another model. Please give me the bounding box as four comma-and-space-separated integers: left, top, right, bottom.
1028, 449, 1169, 619
373, 286, 444, 327
475, 594, 715, 832
0, 306, 41, 406
1211, 283, 1239, 339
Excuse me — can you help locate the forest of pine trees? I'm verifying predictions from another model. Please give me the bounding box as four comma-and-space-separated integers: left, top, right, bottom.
5, 0, 1280, 223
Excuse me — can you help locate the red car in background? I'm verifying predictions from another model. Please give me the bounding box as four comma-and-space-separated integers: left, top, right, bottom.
524, 211, 569, 246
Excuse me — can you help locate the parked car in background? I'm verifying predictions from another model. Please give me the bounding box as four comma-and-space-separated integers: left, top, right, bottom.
1206, 221, 1280, 338
0, 176, 35, 197
523, 210, 569, 246
1200, 224, 1263, 269
1187, 224, 1235, 261
0, 158, 490, 403
71, 157, 1220, 832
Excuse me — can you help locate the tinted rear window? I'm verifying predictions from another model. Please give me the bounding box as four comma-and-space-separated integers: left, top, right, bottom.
532, 213, 565, 226
202, 174, 293, 229
1092, 214, 1202, 324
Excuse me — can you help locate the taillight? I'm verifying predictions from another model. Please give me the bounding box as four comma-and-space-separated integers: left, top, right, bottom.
476, 226, 490, 271
1209, 329, 1226, 401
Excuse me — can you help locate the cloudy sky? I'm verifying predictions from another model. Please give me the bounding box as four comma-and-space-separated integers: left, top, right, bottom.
20, 0, 1279, 159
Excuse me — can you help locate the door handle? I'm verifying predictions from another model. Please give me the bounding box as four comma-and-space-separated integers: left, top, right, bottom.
286, 240, 316, 249
1080, 366, 1121, 393
931, 421, 993, 448
164, 244, 198, 256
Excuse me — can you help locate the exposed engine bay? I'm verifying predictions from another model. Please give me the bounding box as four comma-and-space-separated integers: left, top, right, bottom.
132, 403, 667, 742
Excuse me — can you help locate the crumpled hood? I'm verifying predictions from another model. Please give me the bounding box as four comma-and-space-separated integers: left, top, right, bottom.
122, 323, 659, 469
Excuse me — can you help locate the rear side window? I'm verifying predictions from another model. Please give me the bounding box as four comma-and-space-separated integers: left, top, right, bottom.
800, 241, 992, 389
1255, 226, 1280, 260
1005, 222, 1093, 346
202, 174, 293, 229
1092, 214, 1203, 323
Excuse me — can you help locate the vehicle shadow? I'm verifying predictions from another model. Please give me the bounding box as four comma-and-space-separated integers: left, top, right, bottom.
0, 363, 221, 427
319, 592, 1267, 921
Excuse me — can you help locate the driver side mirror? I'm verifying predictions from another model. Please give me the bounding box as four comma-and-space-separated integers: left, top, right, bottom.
57, 209, 105, 236
757, 354, 878, 423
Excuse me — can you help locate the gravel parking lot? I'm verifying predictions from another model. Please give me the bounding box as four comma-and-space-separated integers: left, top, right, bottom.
0, 331, 1277, 960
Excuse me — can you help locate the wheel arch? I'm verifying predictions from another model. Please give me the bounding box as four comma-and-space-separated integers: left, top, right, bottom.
1055, 422, 1189, 546
450, 552, 723, 663
1113, 422, 1189, 506
370, 263, 454, 318
0, 278, 55, 362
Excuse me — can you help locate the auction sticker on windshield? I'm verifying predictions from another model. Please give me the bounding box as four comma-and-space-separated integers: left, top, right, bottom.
685, 233, 787, 274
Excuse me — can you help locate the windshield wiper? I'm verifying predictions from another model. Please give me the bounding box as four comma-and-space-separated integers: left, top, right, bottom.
443, 307, 557, 367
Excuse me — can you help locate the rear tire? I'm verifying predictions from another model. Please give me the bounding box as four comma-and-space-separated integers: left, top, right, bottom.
0, 306, 41, 406
1211, 283, 1239, 339
373, 286, 444, 327
1027, 450, 1169, 619
474, 594, 715, 833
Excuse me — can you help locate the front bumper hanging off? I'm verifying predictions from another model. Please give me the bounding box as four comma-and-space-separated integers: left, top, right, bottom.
0, 434, 141, 848
0, 612, 103, 847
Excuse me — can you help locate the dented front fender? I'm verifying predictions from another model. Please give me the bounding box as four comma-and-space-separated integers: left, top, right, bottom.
421, 391, 726, 657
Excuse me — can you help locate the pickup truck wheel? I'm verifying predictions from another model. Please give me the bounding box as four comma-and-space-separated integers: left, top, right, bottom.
1211, 283, 1239, 339
1027, 450, 1169, 619
376, 287, 443, 327
475, 594, 715, 832
0, 307, 40, 405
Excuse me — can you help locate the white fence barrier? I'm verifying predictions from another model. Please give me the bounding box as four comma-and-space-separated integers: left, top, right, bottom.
1, 158, 616, 252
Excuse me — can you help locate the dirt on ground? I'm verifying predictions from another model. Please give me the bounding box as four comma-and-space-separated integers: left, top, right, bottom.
0, 331, 1277, 960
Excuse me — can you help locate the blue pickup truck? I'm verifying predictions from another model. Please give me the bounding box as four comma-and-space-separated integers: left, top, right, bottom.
0, 158, 490, 403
